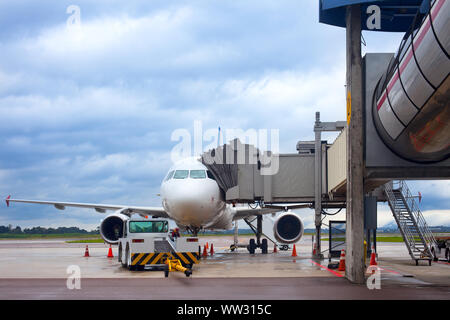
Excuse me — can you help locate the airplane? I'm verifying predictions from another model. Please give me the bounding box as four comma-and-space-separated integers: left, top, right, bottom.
5, 157, 307, 253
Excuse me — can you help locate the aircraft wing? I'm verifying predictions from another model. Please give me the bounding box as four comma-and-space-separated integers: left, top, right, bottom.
232, 204, 311, 221
5, 195, 169, 218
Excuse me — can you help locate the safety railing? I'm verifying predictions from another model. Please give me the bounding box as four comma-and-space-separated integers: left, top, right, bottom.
385, 181, 437, 260
395, 180, 437, 255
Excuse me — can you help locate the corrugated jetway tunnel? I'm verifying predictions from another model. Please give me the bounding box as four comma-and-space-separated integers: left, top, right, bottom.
374, 0, 449, 163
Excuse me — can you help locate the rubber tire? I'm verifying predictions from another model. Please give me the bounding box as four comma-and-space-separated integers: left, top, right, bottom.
248, 239, 256, 254
126, 246, 135, 271
431, 247, 438, 261
261, 239, 268, 254
164, 266, 169, 278
119, 244, 127, 267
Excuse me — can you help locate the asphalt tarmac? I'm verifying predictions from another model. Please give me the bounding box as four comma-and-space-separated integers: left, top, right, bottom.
0, 236, 448, 299
1, 277, 448, 300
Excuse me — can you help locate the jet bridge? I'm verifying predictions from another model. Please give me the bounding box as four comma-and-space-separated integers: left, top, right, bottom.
200, 138, 344, 205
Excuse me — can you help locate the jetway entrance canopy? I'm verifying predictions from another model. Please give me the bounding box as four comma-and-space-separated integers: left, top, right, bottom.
320, 0, 430, 32
200, 139, 325, 203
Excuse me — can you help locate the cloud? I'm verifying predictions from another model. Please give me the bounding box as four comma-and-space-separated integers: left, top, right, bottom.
0, 1, 447, 230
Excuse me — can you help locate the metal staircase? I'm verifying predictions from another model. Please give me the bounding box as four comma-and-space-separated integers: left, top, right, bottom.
384, 181, 437, 265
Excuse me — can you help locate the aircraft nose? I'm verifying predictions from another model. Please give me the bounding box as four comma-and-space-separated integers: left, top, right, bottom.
167, 185, 217, 226
176, 190, 208, 208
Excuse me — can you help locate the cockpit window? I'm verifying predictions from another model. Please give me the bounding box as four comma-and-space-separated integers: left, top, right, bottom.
173, 170, 189, 179
190, 170, 206, 179
207, 170, 216, 181
164, 170, 174, 181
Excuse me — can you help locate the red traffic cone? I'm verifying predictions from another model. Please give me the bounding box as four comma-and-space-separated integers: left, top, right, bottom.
312, 242, 317, 256
291, 244, 298, 257
84, 245, 90, 257
338, 249, 346, 271
202, 245, 208, 258
369, 245, 377, 266
205, 242, 209, 250
273, 244, 278, 253
210, 243, 215, 256
107, 245, 114, 258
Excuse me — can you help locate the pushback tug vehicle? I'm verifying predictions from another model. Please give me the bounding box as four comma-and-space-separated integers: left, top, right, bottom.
118, 218, 200, 277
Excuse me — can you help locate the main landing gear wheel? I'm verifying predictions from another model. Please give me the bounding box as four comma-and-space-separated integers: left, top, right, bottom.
247, 239, 256, 254
244, 216, 274, 254
261, 239, 268, 254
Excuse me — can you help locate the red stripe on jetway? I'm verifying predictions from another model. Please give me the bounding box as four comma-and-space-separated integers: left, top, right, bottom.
376, 91, 387, 111
431, 0, 445, 21
377, 0, 444, 111
413, 19, 431, 52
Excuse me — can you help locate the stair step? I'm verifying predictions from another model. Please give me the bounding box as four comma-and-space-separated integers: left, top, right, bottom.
386, 182, 438, 262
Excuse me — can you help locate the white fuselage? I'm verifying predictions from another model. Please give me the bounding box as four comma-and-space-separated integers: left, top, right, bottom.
160, 158, 231, 230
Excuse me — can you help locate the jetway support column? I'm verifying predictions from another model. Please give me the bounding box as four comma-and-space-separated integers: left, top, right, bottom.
345, 5, 365, 284
314, 113, 323, 259
313, 112, 346, 259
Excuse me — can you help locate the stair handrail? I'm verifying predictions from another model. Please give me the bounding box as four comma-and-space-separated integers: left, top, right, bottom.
384, 182, 417, 258
397, 180, 437, 256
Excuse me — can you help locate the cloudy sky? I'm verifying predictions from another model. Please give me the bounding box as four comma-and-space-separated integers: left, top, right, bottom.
0, 0, 448, 231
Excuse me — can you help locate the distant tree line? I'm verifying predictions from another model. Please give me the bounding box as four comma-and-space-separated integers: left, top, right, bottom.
0, 225, 99, 234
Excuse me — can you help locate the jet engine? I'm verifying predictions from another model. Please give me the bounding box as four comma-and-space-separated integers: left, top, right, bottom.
273, 212, 304, 244
99, 211, 129, 244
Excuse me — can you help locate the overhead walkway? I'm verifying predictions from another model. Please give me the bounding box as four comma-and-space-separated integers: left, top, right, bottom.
200, 138, 321, 204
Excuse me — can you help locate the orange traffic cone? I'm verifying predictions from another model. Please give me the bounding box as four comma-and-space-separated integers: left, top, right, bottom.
210, 243, 215, 256
107, 245, 114, 258
338, 249, 346, 271
84, 245, 90, 257
273, 244, 278, 253
291, 244, 298, 257
202, 245, 208, 258
205, 242, 209, 250
369, 245, 377, 266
